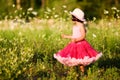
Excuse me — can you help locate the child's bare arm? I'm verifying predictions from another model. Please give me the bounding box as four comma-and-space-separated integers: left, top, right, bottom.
61, 34, 72, 39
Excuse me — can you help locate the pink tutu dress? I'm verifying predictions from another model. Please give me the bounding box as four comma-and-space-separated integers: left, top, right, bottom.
54, 26, 102, 66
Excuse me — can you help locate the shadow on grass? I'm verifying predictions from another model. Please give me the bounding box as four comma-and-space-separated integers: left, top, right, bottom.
98, 56, 120, 69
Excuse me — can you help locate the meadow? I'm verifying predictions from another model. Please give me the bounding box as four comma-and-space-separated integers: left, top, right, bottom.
0, 18, 120, 80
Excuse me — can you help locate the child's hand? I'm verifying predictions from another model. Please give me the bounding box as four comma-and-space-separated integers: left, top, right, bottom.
61, 34, 66, 38
61, 34, 72, 39
71, 38, 76, 43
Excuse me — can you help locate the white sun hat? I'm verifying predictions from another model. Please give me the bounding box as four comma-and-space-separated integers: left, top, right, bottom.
70, 8, 86, 22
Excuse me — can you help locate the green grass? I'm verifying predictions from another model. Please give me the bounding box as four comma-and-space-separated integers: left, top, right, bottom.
0, 18, 120, 80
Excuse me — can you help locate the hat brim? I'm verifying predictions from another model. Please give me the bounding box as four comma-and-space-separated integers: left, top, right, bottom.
70, 12, 85, 22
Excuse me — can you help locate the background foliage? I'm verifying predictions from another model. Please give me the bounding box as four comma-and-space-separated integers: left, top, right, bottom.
0, 0, 120, 20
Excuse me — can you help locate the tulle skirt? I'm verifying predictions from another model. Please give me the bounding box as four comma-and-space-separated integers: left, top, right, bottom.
54, 40, 102, 66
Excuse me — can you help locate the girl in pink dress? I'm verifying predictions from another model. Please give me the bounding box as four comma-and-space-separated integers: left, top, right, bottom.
54, 8, 102, 73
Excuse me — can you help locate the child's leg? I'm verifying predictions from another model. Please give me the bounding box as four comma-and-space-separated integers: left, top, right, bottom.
80, 65, 85, 73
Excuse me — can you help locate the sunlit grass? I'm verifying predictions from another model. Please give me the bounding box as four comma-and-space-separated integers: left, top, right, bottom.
0, 18, 120, 80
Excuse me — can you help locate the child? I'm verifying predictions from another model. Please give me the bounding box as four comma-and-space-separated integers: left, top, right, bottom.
54, 8, 102, 73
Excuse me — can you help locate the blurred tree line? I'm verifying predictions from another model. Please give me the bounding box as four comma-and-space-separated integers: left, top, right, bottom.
0, 0, 120, 20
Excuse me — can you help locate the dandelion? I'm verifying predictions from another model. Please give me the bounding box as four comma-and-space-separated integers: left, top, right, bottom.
19, 7, 22, 10
12, 4, 15, 8
19, 14, 22, 18
47, 7, 51, 12
111, 7, 117, 10
64, 10, 68, 13
46, 16, 49, 19
14, 10, 17, 13
104, 10, 109, 15
54, 14, 59, 18
52, 7, 55, 10
92, 34, 96, 38
32, 11, 38, 16
44, 11, 50, 14
116, 15, 120, 19
116, 10, 120, 13
93, 17, 96, 21
62, 5, 67, 8
18, 32, 22, 36
108, 22, 112, 26
28, 8, 33, 11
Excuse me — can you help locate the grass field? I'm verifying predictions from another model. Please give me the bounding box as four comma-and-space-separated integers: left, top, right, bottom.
0, 18, 120, 80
